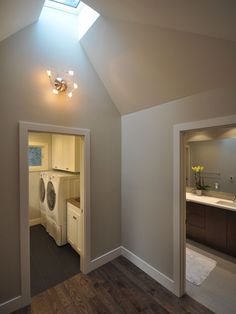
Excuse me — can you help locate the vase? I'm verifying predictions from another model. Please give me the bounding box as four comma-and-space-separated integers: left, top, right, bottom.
196, 189, 202, 196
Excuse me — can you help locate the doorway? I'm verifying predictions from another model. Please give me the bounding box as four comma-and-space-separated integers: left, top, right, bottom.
19, 122, 91, 307
173, 114, 236, 313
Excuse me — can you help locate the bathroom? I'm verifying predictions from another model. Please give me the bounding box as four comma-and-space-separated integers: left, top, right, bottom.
185, 126, 236, 314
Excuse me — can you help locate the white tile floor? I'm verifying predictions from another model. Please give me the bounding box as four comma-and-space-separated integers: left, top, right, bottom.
186, 240, 236, 314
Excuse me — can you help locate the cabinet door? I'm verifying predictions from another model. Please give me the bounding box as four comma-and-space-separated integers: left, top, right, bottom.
205, 205, 227, 251
62, 135, 76, 172
52, 135, 80, 172
67, 207, 79, 247
227, 211, 236, 257
52, 135, 63, 170
186, 202, 205, 242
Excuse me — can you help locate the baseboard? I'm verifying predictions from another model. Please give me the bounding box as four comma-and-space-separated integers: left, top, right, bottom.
29, 218, 41, 226
89, 246, 122, 272
0, 296, 22, 314
121, 246, 174, 293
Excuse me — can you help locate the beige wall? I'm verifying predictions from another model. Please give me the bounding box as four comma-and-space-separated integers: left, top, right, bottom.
0, 7, 121, 303
122, 85, 236, 279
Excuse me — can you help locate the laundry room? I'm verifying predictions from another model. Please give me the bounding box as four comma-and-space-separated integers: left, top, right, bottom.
28, 131, 84, 296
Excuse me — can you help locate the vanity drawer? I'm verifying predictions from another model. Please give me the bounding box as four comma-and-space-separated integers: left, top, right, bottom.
186, 202, 205, 229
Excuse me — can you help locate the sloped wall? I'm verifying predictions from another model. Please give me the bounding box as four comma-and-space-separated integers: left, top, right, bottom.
81, 17, 236, 114
0, 7, 121, 304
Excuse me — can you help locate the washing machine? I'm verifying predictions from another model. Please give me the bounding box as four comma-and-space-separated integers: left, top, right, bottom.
39, 172, 49, 228
46, 171, 80, 246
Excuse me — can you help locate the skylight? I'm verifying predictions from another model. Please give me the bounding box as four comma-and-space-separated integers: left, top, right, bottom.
44, 0, 100, 40
50, 0, 80, 8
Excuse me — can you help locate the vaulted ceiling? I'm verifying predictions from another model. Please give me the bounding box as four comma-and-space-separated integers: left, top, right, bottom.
0, 0, 45, 42
0, 0, 236, 115
83, 0, 236, 42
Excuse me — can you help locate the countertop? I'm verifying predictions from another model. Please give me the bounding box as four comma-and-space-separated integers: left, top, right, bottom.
67, 198, 80, 208
186, 192, 236, 212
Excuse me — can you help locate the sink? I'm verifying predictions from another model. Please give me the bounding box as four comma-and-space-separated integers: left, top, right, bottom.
217, 200, 236, 208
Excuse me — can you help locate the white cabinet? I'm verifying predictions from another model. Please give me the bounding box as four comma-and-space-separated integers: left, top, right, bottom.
67, 202, 83, 254
52, 135, 81, 172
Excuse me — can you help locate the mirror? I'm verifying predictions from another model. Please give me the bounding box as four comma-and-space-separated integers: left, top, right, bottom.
186, 138, 236, 194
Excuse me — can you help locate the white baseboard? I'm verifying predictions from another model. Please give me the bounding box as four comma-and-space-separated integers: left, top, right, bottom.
0, 296, 22, 314
121, 246, 174, 293
29, 218, 41, 226
89, 246, 122, 272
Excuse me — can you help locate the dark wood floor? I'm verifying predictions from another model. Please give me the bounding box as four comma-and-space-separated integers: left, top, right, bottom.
14, 256, 214, 314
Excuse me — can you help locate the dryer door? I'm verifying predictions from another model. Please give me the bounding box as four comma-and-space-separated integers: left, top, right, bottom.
39, 178, 46, 203
47, 181, 56, 211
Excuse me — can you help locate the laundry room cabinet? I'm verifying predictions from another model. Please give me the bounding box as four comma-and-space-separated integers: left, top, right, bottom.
52, 135, 81, 172
67, 200, 83, 254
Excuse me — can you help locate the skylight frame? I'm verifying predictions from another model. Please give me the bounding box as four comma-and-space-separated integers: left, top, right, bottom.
44, 0, 83, 14
49, 0, 80, 9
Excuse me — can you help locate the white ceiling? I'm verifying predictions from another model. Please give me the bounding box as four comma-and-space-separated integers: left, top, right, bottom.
83, 0, 236, 42
0, 0, 45, 42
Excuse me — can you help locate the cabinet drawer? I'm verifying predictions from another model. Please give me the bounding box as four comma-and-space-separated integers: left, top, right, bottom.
186, 224, 205, 243
227, 211, 236, 257
186, 202, 205, 229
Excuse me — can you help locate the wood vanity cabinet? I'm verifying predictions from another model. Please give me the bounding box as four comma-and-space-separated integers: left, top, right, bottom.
227, 211, 236, 256
205, 205, 227, 252
186, 202, 205, 243
186, 201, 236, 257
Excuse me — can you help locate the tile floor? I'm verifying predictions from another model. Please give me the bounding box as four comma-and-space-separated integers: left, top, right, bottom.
186, 239, 236, 314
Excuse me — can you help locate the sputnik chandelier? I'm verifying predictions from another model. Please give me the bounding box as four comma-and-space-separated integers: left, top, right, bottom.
46, 69, 78, 98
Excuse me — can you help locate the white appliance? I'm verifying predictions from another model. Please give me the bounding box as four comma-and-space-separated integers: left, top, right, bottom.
45, 171, 80, 246
39, 172, 49, 228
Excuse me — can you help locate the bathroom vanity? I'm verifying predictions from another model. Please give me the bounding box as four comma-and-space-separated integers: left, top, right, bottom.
186, 193, 236, 257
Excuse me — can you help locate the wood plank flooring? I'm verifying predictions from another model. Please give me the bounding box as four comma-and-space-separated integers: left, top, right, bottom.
13, 256, 214, 314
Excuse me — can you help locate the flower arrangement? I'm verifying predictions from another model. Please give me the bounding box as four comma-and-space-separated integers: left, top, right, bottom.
192, 166, 209, 191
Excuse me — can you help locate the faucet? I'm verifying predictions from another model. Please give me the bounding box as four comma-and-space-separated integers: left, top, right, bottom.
233, 195, 236, 203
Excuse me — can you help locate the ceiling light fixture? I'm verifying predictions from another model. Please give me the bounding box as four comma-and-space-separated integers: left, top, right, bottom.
46, 69, 78, 98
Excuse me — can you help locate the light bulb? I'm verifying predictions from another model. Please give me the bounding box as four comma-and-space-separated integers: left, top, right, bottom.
68, 70, 74, 76
47, 70, 51, 77
68, 92, 73, 98
52, 89, 58, 95
73, 83, 78, 89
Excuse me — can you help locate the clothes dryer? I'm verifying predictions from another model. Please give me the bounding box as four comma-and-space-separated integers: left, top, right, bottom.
46, 171, 80, 246
39, 172, 49, 228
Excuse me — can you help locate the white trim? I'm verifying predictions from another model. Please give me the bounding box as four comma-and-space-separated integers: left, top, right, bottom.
19, 121, 91, 308
29, 218, 41, 226
121, 247, 174, 293
173, 114, 236, 297
89, 247, 122, 271
0, 296, 22, 314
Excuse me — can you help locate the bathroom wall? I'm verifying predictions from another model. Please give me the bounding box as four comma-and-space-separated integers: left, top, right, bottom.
0, 7, 121, 304
28, 132, 52, 223
188, 138, 236, 194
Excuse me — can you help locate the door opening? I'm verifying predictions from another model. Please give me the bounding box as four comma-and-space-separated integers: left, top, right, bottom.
173, 114, 236, 313
28, 131, 84, 296
19, 122, 91, 307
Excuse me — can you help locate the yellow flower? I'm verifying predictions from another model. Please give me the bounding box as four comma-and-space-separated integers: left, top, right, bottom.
192, 165, 204, 173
